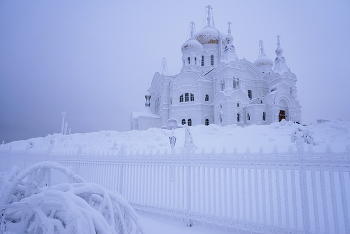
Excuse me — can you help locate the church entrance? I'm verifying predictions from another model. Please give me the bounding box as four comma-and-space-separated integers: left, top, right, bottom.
279, 110, 286, 122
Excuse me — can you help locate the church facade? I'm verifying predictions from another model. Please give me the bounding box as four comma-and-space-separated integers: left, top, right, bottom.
130, 6, 302, 130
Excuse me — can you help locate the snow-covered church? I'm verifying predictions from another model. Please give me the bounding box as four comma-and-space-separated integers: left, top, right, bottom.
130, 6, 302, 130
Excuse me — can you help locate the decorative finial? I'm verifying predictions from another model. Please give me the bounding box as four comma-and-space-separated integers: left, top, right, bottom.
277, 35, 281, 47
190, 21, 195, 39
160, 57, 168, 74
259, 40, 265, 55
227, 21, 232, 34
206, 5, 213, 26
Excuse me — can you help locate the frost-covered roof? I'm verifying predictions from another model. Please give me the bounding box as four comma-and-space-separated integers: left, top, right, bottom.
131, 107, 160, 119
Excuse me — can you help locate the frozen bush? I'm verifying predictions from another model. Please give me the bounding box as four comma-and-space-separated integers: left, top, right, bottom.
0, 161, 143, 234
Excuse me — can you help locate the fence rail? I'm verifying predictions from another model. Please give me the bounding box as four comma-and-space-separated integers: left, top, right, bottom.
1, 146, 349, 234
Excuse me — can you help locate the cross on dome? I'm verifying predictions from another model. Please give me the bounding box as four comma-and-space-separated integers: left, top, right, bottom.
190, 21, 195, 39
227, 21, 232, 34
206, 5, 213, 26
259, 40, 265, 55
277, 35, 281, 47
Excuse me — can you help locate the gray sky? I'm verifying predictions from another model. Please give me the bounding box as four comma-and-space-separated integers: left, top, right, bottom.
1, 0, 350, 143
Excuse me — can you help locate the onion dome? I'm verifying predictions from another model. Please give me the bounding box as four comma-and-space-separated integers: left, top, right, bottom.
181, 39, 203, 53
194, 26, 226, 45
254, 40, 273, 68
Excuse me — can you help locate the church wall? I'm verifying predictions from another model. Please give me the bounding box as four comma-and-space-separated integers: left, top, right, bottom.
245, 104, 267, 125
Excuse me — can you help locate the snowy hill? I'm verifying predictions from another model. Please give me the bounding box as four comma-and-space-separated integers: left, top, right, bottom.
2, 119, 350, 154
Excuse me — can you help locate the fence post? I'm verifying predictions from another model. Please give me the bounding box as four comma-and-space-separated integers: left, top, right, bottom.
118, 145, 125, 195
297, 139, 310, 233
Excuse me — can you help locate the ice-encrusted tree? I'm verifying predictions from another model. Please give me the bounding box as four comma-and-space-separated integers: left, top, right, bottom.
0, 161, 143, 234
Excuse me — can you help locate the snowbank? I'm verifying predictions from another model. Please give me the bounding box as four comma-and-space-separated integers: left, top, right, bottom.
1, 119, 349, 154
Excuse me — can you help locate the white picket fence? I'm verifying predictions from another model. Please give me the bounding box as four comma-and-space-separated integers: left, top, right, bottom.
0, 146, 349, 234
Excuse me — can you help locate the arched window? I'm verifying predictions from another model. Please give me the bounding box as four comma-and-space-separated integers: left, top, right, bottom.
185, 93, 189, 102
205, 94, 209, 102
247, 113, 250, 121
237, 113, 240, 122
233, 79, 236, 89
248, 90, 252, 99
210, 55, 214, 65
195, 57, 197, 65
188, 57, 190, 64
263, 112, 266, 121
237, 102, 239, 107
221, 81, 225, 91
220, 115, 222, 123
180, 94, 183, 103
190, 93, 194, 101
237, 78, 239, 89
201, 56, 204, 66
188, 119, 192, 126
182, 119, 186, 125
205, 119, 209, 126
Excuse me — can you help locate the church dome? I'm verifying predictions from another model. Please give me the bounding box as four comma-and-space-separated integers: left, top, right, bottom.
254, 54, 274, 67
194, 26, 226, 45
181, 39, 203, 53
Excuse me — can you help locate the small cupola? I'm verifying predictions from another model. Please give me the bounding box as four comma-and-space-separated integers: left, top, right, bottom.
254, 40, 273, 69
181, 21, 203, 67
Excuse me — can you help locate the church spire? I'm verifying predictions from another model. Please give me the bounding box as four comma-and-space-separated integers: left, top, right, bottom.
273, 35, 290, 73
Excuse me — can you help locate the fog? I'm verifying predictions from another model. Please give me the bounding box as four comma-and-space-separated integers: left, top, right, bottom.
1, 0, 350, 143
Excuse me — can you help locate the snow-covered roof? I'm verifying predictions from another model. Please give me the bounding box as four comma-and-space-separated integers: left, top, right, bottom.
131, 107, 160, 119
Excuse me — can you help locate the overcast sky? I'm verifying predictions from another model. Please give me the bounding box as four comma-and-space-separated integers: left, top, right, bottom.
1, 0, 350, 143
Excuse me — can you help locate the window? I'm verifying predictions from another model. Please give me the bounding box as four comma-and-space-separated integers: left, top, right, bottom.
247, 113, 250, 121
180, 93, 194, 103
261, 100, 263, 104
201, 56, 204, 66
248, 90, 252, 99
205, 94, 209, 102
205, 119, 209, 126
233, 78, 239, 89
182, 119, 186, 125
210, 55, 214, 65
263, 112, 266, 121
188, 57, 190, 64
188, 119, 192, 126
185, 93, 189, 102
220, 115, 222, 123
221, 82, 225, 91
195, 57, 197, 65
180, 94, 183, 103
237, 102, 239, 107
237, 113, 240, 122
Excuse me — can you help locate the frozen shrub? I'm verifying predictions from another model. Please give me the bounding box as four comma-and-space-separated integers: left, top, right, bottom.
0, 161, 143, 234
291, 128, 316, 145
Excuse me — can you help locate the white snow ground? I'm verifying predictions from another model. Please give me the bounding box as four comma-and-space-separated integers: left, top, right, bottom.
2, 119, 350, 154
137, 212, 230, 234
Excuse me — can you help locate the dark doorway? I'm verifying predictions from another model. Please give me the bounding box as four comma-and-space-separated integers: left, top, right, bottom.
279, 110, 286, 122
